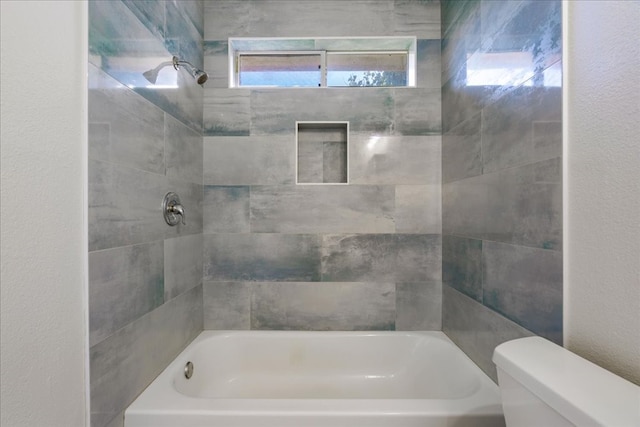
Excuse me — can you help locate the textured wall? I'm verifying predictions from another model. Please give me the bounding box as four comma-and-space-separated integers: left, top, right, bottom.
87, 1, 204, 426
202, 0, 443, 331
0, 2, 88, 426
565, 0, 640, 386
441, 0, 562, 381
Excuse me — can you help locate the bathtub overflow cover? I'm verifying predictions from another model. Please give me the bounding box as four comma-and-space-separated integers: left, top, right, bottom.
184, 361, 194, 379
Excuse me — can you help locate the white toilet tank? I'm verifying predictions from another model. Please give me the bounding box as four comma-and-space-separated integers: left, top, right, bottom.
493, 337, 640, 427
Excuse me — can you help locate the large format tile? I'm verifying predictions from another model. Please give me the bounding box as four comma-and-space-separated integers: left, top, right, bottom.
393, 0, 441, 39
321, 234, 441, 282
416, 39, 442, 89
442, 157, 562, 250
206, 0, 394, 39
90, 285, 202, 427
395, 185, 441, 233
89, 0, 203, 132
203, 282, 251, 330
349, 135, 441, 185
89, 159, 167, 251
203, 88, 250, 136
395, 281, 442, 330
250, 185, 395, 234
165, 113, 203, 185
88, 64, 165, 175
203, 40, 228, 88
393, 88, 442, 135
482, 86, 562, 173
203, 136, 295, 185
163, 179, 204, 239
442, 112, 483, 183
442, 286, 534, 382
482, 241, 562, 343
203, 186, 250, 233
442, 235, 483, 302
204, 234, 322, 282
250, 88, 394, 135
251, 282, 396, 331
164, 234, 203, 301
89, 242, 164, 346
166, 0, 203, 68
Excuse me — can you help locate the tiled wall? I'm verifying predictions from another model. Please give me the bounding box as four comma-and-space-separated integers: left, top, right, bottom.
202, 0, 443, 331
441, 0, 562, 381
88, 2, 204, 426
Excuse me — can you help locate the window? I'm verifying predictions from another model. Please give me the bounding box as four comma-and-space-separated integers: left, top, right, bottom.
230, 37, 416, 88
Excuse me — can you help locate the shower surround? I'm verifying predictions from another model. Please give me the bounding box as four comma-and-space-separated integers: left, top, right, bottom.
201, 0, 443, 332
441, 0, 563, 381
88, 1, 204, 427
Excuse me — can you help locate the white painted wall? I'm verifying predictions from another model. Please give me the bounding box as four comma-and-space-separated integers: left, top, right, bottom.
564, 0, 640, 385
0, 1, 89, 425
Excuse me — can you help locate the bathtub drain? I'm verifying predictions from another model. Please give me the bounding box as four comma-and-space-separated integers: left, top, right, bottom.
184, 361, 194, 379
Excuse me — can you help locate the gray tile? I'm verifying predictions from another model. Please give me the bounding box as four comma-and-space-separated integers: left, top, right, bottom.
442, 112, 483, 183
203, 282, 251, 330
203, 136, 295, 185
89, 0, 203, 132
89, 242, 164, 346
321, 234, 441, 282
165, 113, 203, 185
251, 282, 396, 331
393, 0, 441, 39
395, 185, 441, 233
204, 234, 322, 282
166, 0, 204, 69
204, 0, 251, 39
393, 88, 442, 135
482, 86, 562, 173
416, 39, 442, 89
90, 285, 202, 427
250, 88, 394, 135
250, 185, 395, 234
442, 235, 483, 302
442, 158, 562, 250
88, 64, 165, 175
483, 241, 562, 343
203, 186, 250, 233
297, 138, 324, 183
322, 141, 348, 183
164, 234, 203, 301
350, 135, 441, 185
203, 40, 229, 88
122, 0, 165, 41
203, 88, 250, 136
89, 159, 166, 251
442, 286, 534, 383
175, 0, 204, 38
396, 281, 442, 330
249, 1, 394, 38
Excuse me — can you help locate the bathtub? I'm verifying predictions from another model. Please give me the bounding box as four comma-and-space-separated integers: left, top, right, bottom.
125, 331, 505, 427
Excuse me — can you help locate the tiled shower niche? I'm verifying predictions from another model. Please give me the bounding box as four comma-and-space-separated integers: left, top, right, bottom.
296, 122, 349, 184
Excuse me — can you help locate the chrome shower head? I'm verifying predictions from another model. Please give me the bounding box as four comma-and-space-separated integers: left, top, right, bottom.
173, 56, 208, 85
142, 59, 174, 84
142, 56, 208, 86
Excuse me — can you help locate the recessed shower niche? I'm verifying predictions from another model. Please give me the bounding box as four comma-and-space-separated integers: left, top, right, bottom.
296, 121, 349, 184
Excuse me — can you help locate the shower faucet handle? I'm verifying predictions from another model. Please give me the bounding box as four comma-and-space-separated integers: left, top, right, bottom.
162, 192, 186, 226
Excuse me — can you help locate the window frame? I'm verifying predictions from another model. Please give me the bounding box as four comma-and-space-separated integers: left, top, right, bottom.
229, 37, 417, 88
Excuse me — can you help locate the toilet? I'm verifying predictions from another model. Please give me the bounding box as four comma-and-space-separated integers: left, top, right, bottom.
493, 337, 640, 426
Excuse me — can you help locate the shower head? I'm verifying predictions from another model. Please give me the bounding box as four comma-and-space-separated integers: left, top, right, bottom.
142, 60, 174, 84
172, 56, 209, 85
142, 56, 208, 86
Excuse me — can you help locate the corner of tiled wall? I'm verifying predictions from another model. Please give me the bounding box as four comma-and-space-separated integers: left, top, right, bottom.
88, 1, 204, 426
201, 0, 444, 333
440, 0, 563, 382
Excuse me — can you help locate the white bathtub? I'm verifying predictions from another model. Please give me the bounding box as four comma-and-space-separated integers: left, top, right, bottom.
125, 331, 505, 427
